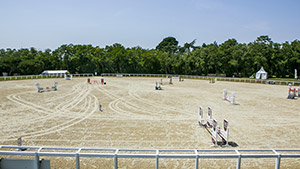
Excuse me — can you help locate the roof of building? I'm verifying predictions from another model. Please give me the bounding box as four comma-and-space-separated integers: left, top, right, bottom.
42, 70, 69, 74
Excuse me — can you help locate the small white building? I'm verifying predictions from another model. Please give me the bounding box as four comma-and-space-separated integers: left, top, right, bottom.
41, 70, 69, 77
256, 67, 268, 79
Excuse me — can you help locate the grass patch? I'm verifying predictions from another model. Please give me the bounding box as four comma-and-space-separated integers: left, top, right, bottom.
268, 78, 300, 82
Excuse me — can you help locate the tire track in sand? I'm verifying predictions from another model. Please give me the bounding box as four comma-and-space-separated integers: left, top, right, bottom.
3, 82, 90, 129
96, 84, 191, 120
3, 81, 97, 140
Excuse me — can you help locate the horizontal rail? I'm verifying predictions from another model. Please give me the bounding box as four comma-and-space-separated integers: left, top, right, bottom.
100, 73, 300, 86
1, 146, 300, 169
0, 73, 94, 81
1, 73, 299, 86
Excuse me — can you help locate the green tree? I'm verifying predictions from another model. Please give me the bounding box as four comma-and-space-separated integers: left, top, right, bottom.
156, 37, 179, 53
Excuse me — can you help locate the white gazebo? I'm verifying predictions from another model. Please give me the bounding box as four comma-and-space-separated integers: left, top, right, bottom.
256, 67, 267, 79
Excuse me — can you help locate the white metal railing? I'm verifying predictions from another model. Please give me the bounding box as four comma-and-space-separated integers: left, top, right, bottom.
1, 73, 299, 86
1, 146, 300, 169
0, 73, 94, 81
100, 73, 300, 86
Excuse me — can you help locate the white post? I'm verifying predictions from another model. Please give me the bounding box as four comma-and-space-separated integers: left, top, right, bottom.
36, 83, 40, 93
231, 93, 235, 104
198, 107, 204, 126
156, 150, 159, 169
212, 119, 218, 146
235, 150, 241, 169
34, 152, 39, 169
223, 89, 227, 100
208, 107, 212, 122
199, 107, 203, 120
195, 150, 199, 169
76, 148, 81, 169
223, 119, 229, 146
288, 84, 292, 99
17, 137, 22, 151
114, 149, 118, 169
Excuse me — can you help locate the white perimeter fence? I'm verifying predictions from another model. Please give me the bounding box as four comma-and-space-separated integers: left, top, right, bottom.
1, 73, 299, 86
0, 74, 94, 81
101, 73, 300, 86
1, 146, 300, 169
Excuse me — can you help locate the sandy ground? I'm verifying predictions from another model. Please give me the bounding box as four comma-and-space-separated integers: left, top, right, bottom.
0, 77, 300, 168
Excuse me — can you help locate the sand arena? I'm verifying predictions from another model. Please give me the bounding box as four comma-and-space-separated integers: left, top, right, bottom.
0, 77, 300, 168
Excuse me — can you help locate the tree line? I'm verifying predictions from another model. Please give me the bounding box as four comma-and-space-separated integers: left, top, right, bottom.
0, 35, 299, 78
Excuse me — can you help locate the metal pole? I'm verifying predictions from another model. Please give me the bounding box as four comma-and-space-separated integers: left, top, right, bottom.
235, 150, 241, 169
34, 152, 39, 169
195, 150, 199, 169
76, 148, 81, 169
273, 150, 281, 169
114, 149, 119, 169
156, 150, 159, 169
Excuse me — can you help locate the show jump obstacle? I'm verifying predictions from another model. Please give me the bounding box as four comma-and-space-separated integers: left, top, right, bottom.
87, 78, 106, 85
35, 82, 58, 93
287, 84, 300, 99
223, 89, 235, 104
65, 74, 72, 80
179, 76, 184, 82
209, 78, 216, 83
155, 81, 162, 90
198, 107, 229, 146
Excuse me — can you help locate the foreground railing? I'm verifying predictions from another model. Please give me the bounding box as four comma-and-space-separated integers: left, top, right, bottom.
1, 146, 300, 169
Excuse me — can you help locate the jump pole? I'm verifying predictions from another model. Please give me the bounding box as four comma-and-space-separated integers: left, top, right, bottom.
218, 119, 229, 146
210, 119, 218, 146
198, 107, 206, 126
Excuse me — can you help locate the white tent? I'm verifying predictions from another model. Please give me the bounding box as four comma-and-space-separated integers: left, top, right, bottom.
41, 70, 69, 77
256, 67, 267, 79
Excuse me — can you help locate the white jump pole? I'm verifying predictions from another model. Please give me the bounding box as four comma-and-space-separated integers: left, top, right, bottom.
220, 119, 229, 146
198, 107, 205, 126
207, 107, 212, 122
211, 119, 218, 146
231, 93, 235, 104
223, 89, 227, 100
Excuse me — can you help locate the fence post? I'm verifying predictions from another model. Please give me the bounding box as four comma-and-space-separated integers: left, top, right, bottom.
195, 150, 199, 169
156, 150, 159, 169
235, 150, 241, 169
34, 152, 39, 169
273, 150, 281, 169
114, 149, 119, 169
76, 148, 81, 169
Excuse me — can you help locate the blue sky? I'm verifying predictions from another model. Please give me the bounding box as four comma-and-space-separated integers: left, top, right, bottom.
0, 0, 300, 50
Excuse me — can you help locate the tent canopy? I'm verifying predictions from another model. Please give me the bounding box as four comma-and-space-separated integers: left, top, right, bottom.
256, 67, 267, 79
41, 70, 69, 76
